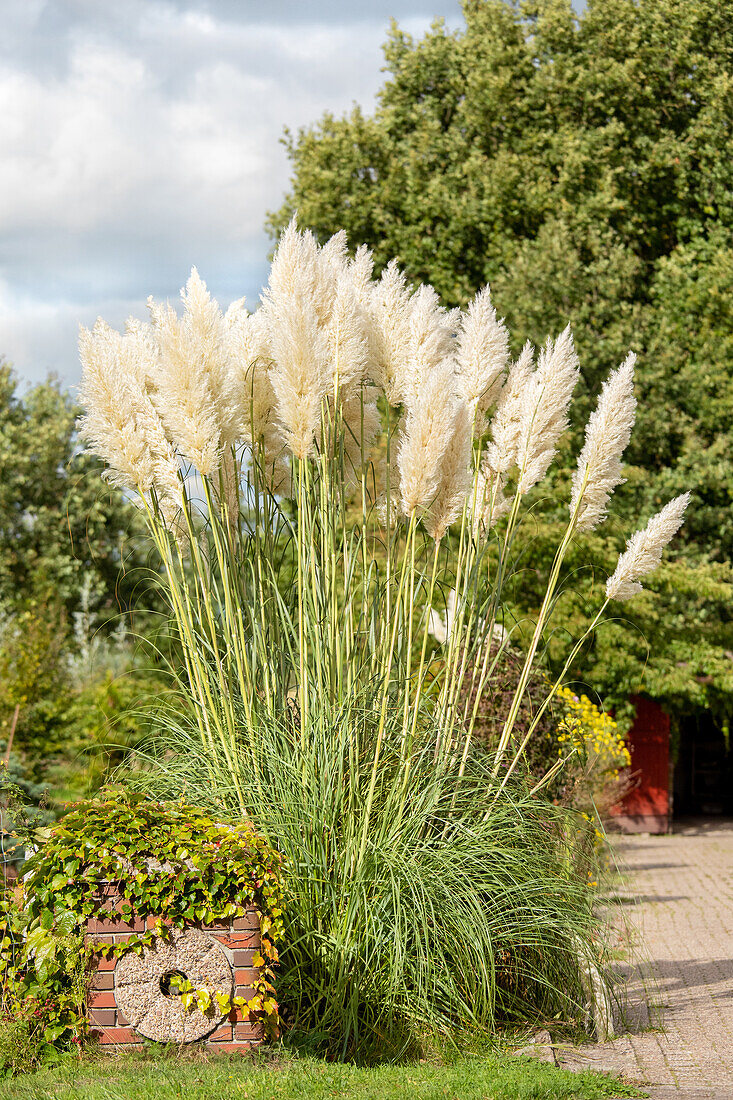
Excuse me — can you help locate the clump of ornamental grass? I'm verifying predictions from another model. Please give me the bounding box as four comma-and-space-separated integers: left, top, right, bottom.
77, 221, 689, 1059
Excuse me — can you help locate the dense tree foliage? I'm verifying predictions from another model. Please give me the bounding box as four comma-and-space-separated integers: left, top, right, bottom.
0, 366, 163, 807
270, 0, 733, 719
0, 364, 146, 617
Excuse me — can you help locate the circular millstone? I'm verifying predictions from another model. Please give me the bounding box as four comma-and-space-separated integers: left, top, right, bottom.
115, 928, 234, 1043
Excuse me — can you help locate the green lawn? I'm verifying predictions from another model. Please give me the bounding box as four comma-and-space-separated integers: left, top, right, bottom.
0, 1048, 643, 1100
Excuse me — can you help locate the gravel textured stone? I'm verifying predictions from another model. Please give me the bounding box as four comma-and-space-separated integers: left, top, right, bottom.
115, 928, 234, 1043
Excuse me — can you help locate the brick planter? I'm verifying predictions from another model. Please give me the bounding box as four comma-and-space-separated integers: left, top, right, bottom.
86, 884, 264, 1050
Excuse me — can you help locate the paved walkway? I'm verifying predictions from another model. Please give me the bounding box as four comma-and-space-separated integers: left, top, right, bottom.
557, 820, 733, 1097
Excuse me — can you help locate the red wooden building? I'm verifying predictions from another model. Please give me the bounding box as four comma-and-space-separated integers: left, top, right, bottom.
610, 695, 733, 832
610, 695, 671, 834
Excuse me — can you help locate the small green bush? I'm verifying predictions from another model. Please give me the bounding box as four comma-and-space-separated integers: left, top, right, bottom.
464, 646, 631, 813
0, 1017, 38, 1076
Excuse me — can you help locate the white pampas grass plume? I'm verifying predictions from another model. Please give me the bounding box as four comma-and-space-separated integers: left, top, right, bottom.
444, 307, 462, 334
224, 302, 289, 489
454, 287, 509, 426
571, 353, 637, 530
484, 342, 534, 478
319, 229, 349, 276
266, 217, 320, 304
606, 493, 690, 602
425, 400, 473, 540
78, 319, 183, 522
266, 292, 330, 460
313, 229, 350, 328
327, 270, 369, 395
319, 228, 349, 268
261, 223, 334, 460
369, 260, 414, 404
346, 244, 384, 386
147, 269, 235, 475
367, 260, 457, 406
398, 361, 457, 516
350, 244, 374, 297
402, 284, 456, 408
270, 222, 347, 329
261, 221, 378, 467
516, 325, 579, 493
225, 302, 277, 443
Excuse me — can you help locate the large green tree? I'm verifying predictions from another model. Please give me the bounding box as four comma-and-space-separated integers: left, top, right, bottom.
269, 0, 733, 719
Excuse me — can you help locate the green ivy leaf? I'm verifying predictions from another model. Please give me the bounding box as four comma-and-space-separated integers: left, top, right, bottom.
43, 1023, 67, 1042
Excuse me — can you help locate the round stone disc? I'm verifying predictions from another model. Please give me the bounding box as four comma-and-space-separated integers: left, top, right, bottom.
115, 928, 234, 1042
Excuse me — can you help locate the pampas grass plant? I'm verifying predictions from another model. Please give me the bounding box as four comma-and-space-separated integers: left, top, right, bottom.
78, 221, 688, 1058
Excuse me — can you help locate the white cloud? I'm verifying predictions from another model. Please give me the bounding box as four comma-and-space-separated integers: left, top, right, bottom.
0, 0, 463, 385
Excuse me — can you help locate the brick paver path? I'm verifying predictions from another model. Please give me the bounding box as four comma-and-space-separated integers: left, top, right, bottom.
557, 820, 733, 1097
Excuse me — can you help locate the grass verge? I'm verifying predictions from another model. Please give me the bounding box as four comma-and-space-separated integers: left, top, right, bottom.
0, 1047, 643, 1100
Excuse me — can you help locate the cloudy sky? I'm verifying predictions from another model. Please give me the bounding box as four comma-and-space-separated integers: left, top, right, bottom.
1, 0, 463, 389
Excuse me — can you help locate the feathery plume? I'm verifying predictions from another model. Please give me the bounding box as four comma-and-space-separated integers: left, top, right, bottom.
369, 260, 414, 404
224, 302, 288, 489
225, 301, 276, 442
319, 229, 349, 274
327, 270, 369, 396
454, 287, 509, 427
261, 224, 332, 460
606, 493, 690, 602
266, 217, 320, 304
483, 342, 534, 478
319, 228, 349, 267
346, 244, 385, 390
397, 361, 457, 516
147, 269, 235, 475
401, 284, 456, 408
516, 325, 579, 494
78, 319, 183, 522
349, 244, 375, 297
444, 307, 462, 334
313, 229, 350, 327
366, 260, 459, 406
571, 353, 637, 530
266, 292, 330, 460
424, 400, 473, 540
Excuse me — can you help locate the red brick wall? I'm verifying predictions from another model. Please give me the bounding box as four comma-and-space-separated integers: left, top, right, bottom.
86, 885, 264, 1050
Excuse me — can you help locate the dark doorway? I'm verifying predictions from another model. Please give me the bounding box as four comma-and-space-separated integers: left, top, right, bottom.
673, 714, 733, 817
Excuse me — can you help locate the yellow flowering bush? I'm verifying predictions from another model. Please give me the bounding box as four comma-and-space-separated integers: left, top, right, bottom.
555, 688, 631, 813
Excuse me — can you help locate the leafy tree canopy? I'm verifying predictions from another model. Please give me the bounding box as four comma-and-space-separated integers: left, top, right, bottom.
269, 0, 733, 718
0, 363, 146, 618
0, 365, 165, 804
